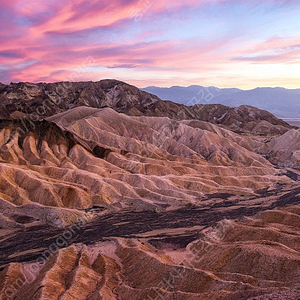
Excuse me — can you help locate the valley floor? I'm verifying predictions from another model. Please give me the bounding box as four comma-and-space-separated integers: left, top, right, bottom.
1, 183, 300, 299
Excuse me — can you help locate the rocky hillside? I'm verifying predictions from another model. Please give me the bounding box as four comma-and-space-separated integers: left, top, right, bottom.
0, 80, 300, 300
0, 80, 292, 135
1, 107, 288, 221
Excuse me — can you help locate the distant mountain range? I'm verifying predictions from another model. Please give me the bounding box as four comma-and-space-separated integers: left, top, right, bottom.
142, 86, 300, 118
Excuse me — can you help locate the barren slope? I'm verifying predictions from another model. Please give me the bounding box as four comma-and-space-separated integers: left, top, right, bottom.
0, 107, 291, 230
0, 80, 299, 300
1, 199, 300, 299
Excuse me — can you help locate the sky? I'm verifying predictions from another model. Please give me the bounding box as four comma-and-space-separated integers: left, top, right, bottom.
1, 0, 300, 89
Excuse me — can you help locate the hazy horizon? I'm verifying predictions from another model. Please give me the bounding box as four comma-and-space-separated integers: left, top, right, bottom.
2, 79, 300, 92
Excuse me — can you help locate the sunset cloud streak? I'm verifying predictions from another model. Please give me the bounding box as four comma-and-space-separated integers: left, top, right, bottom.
1, 0, 300, 88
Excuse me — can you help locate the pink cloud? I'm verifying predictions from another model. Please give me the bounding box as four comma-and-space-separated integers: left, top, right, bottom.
1, 0, 300, 88
232, 37, 300, 63
3, 36, 231, 84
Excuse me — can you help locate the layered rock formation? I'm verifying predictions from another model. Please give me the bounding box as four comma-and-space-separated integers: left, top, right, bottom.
0, 80, 299, 299
268, 128, 300, 168
0, 106, 292, 226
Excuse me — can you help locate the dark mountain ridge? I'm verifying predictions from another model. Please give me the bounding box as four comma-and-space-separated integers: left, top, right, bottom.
0, 80, 292, 135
